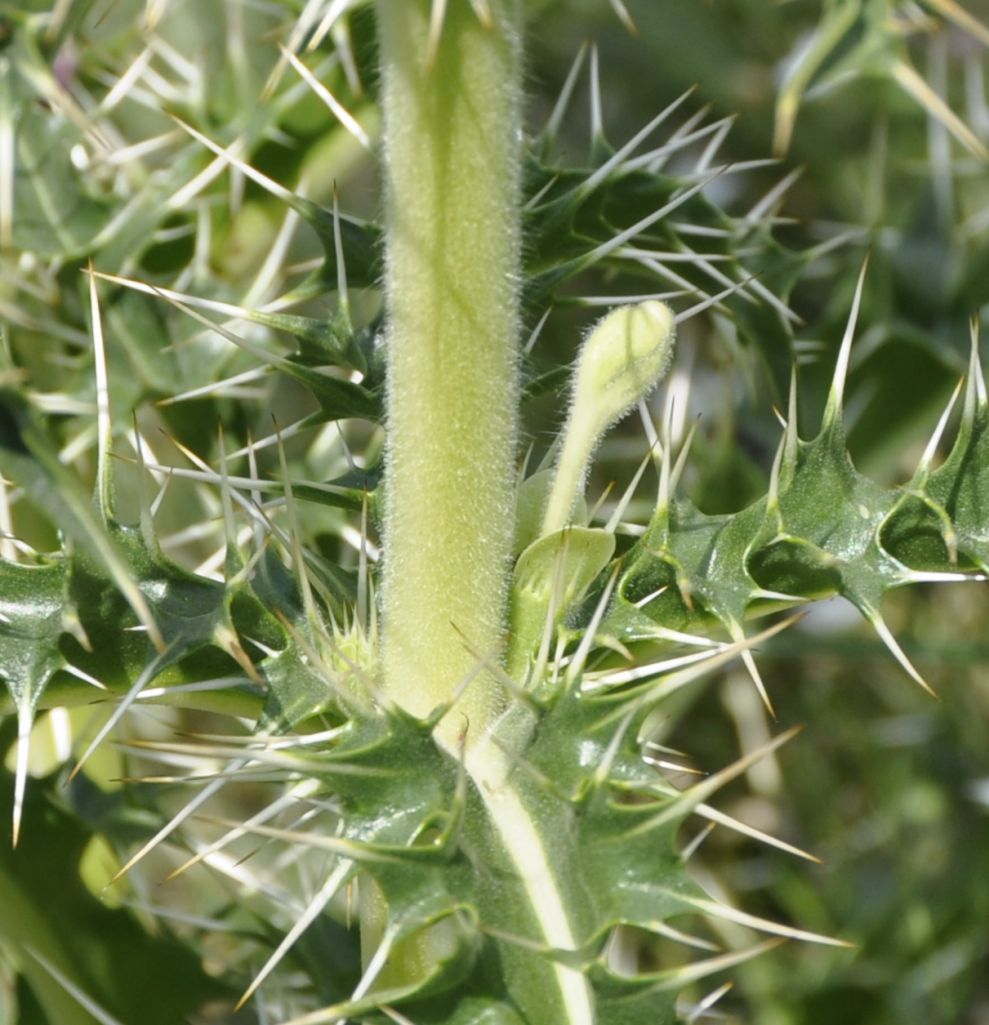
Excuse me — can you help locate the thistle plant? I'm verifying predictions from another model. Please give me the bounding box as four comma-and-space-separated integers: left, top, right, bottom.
0, 2, 987, 1024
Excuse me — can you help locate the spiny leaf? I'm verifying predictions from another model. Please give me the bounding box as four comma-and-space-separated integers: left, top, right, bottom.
522, 117, 804, 398
604, 320, 987, 702
1, 34, 110, 258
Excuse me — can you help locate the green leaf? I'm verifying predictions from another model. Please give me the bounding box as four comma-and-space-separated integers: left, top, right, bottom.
0, 559, 70, 712
521, 146, 802, 398
606, 345, 988, 699
509, 527, 615, 674
923, 370, 989, 571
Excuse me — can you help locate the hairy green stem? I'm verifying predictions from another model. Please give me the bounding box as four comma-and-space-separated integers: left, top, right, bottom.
378, 0, 522, 742
373, 10, 597, 1020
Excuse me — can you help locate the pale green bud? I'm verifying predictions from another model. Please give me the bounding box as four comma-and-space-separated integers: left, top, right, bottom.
541, 301, 675, 536
572, 300, 676, 438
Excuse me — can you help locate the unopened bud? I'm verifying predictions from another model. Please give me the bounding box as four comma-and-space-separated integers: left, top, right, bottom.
572, 300, 676, 438
541, 301, 675, 536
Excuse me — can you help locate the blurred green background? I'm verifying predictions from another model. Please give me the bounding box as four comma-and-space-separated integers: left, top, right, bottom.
1, 1, 988, 1022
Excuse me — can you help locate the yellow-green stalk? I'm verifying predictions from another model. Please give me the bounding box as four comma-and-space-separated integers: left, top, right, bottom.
377, 0, 522, 744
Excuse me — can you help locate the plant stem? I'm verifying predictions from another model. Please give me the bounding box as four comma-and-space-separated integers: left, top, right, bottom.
377, 0, 522, 744
374, 11, 595, 1022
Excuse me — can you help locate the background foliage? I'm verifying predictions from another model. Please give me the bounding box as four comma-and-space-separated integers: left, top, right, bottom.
0, 1, 987, 1023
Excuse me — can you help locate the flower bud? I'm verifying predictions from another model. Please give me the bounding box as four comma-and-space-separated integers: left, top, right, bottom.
572, 300, 676, 438
541, 301, 675, 535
